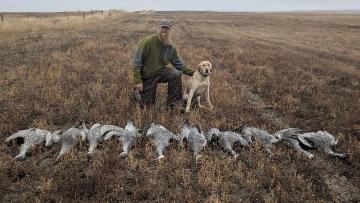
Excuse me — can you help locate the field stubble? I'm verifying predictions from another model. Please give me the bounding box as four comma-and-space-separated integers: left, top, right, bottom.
0, 11, 359, 202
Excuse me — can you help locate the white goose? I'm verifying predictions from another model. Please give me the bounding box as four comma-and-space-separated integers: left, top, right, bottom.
274, 128, 348, 159
235, 126, 278, 157
6, 128, 62, 161
178, 122, 207, 162
206, 128, 249, 159
103, 120, 141, 158
54, 120, 88, 163
146, 122, 179, 162
86, 123, 125, 156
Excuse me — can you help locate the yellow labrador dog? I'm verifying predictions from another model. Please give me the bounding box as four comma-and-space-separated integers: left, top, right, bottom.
183, 61, 214, 113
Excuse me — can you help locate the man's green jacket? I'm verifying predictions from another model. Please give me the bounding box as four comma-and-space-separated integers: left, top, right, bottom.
132, 34, 195, 85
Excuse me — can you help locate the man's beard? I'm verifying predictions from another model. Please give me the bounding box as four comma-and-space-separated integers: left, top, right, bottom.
158, 31, 171, 45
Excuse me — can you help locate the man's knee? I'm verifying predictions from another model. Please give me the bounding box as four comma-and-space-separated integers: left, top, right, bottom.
169, 69, 183, 80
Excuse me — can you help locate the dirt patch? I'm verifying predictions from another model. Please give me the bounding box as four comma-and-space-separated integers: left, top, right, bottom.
325, 173, 360, 202
242, 83, 359, 202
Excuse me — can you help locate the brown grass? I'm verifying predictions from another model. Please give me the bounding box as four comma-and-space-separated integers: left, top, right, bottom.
0, 11, 359, 202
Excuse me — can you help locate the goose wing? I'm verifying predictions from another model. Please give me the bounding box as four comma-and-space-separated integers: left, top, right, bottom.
297, 132, 314, 147
87, 124, 102, 142
227, 131, 249, 146
103, 130, 125, 141
187, 128, 207, 150
6, 128, 35, 143
273, 128, 302, 140
101, 125, 125, 141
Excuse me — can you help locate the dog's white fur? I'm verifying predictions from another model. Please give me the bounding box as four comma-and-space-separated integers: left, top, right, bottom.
183, 61, 214, 113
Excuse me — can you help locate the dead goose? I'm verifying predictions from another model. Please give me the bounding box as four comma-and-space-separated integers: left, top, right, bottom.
206, 128, 249, 159
6, 128, 62, 161
178, 122, 207, 162
54, 120, 88, 163
235, 126, 278, 157
103, 120, 141, 158
145, 122, 179, 162
274, 129, 348, 159
86, 123, 125, 156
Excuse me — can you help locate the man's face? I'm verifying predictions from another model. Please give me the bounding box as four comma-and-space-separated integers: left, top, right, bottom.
159, 26, 170, 35
158, 26, 171, 44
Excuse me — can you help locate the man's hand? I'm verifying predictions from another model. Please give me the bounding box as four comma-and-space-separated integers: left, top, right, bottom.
135, 83, 143, 91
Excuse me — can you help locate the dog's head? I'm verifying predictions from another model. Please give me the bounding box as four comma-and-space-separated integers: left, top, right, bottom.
198, 61, 212, 76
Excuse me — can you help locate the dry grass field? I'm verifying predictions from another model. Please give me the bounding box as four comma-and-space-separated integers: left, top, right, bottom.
0, 10, 359, 203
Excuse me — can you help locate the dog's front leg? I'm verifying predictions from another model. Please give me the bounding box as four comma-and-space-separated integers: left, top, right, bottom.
196, 96, 203, 108
205, 86, 214, 109
183, 92, 188, 103
185, 89, 195, 113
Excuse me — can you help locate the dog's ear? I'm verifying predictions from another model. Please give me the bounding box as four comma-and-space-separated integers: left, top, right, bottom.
198, 62, 203, 72
209, 63, 214, 72
204, 61, 214, 72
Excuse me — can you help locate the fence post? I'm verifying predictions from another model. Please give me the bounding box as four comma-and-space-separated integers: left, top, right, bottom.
83, 13, 85, 18
101, 10, 103, 15
1, 14, 3, 22
66, 14, 68, 20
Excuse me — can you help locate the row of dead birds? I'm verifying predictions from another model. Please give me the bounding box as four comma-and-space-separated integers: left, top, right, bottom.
5, 120, 348, 164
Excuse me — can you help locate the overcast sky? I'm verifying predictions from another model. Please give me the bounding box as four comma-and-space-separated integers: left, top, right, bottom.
1, 0, 360, 12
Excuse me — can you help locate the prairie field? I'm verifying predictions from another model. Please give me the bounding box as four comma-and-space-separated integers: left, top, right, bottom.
0, 10, 359, 203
